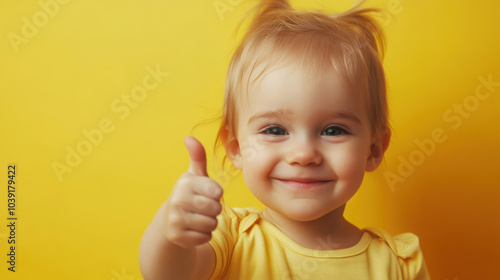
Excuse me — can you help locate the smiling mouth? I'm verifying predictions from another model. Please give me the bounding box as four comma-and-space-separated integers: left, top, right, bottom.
274, 178, 333, 189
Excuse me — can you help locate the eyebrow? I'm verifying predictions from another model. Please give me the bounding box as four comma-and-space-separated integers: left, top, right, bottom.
248, 109, 295, 125
247, 109, 361, 125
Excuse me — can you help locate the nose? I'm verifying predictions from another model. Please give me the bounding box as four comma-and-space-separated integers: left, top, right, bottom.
285, 137, 322, 166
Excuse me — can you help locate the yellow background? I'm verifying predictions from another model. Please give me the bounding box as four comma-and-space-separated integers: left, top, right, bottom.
1, 0, 499, 279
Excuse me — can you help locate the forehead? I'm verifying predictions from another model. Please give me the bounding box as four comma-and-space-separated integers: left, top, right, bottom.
243, 62, 365, 119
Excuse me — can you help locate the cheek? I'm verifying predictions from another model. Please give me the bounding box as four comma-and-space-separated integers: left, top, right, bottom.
240, 142, 278, 184
242, 148, 275, 174
241, 153, 274, 197
330, 143, 368, 182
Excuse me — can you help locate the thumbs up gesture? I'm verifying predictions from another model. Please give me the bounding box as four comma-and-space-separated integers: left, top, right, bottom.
162, 136, 224, 248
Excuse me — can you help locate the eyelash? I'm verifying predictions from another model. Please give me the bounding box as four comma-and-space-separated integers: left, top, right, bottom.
260, 125, 349, 136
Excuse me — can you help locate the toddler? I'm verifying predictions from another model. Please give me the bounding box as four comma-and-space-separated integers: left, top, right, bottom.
139, 0, 430, 279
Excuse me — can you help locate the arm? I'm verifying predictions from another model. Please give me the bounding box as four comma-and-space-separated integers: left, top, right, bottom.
139, 136, 222, 280
139, 202, 216, 280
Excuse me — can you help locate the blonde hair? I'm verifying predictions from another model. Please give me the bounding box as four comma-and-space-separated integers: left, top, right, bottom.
214, 0, 391, 176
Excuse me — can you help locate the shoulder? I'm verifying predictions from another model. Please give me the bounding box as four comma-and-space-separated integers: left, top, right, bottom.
208, 203, 263, 280
217, 203, 262, 233
219, 202, 262, 219
209, 203, 262, 249
392, 232, 423, 259
364, 227, 431, 280
363, 227, 421, 258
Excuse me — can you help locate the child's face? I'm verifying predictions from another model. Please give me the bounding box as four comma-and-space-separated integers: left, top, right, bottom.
229, 62, 380, 222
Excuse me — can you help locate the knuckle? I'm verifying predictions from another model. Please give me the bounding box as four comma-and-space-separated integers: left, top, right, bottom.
165, 229, 182, 244
192, 196, 201, 207
193, 195, 209, 209
202, 180, 221, 196
176, 175, 192, 188
168, 199, 190, 214
167, 212, 184, 226
168, 197, 183, 208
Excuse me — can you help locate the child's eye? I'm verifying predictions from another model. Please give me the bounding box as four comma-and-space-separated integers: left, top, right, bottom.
261, 126, 288, 136
322, 126, 348, 136
260, 125, 348, 136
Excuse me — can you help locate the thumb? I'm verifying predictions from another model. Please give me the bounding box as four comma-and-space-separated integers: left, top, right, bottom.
184, 136, 208, 177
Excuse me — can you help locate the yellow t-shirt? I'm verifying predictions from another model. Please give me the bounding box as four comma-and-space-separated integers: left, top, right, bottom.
208, 203, 430, 280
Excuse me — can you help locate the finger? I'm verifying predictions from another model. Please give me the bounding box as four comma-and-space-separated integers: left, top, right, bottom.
183, 231, 212, 246
182, 212, 218, 233
184, 136, 208, 177
192, 177, 224, 201
190, 194, 222, 217
167, 230, 212, 248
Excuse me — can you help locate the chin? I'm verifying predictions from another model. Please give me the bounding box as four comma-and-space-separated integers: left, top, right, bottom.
280, 204, 333, 222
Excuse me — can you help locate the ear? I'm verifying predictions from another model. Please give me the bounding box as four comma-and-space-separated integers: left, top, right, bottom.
223, 131, 243, 170
365, 129, 391, 172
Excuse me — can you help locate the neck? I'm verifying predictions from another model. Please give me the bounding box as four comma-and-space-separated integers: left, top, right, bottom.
262, 204, 362, 250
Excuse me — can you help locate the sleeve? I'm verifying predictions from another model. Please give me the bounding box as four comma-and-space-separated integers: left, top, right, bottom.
207, 203, 241, 280
393, 233, 431, 280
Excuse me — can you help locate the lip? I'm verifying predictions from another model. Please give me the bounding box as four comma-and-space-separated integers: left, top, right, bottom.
273, 178, 333, 189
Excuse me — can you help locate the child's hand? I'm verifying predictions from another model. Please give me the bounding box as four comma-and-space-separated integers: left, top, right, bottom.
162, 136, 224, 248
